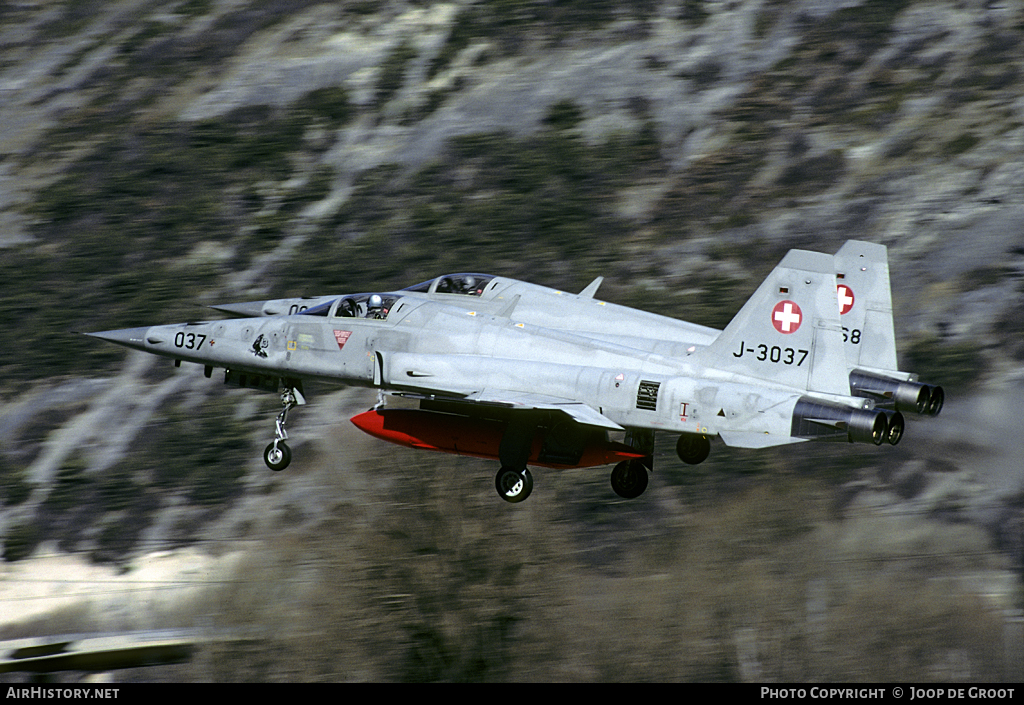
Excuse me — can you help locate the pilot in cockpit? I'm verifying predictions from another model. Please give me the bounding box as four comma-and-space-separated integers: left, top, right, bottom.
434, 274, 490, 296
367, 294, 388, 319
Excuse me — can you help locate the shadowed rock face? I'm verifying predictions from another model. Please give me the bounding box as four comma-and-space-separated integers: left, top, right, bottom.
0, 1, 1022, 681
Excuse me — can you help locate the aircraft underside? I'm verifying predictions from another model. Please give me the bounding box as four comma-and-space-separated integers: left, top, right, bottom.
242, 367, 930, 503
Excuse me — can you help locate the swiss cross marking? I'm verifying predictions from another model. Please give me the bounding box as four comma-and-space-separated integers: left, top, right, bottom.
771, 300, 802, 334
837, 285, 855, 315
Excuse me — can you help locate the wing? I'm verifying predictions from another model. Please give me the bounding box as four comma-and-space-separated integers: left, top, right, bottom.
463, 389, 623, 430
392, 387, 623, 431
384, 351, 627, 432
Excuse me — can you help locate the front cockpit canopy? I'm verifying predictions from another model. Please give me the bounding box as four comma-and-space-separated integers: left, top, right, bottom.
299, 293, 399, 320
330, 293, 399, 319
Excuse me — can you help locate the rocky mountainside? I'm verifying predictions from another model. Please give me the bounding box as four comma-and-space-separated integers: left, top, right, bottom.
1, 0, 1022, 681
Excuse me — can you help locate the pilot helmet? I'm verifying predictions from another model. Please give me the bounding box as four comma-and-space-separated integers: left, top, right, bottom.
368, 294, 383, 310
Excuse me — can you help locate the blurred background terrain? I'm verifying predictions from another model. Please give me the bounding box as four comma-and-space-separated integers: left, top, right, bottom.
0, 0, 1022, 681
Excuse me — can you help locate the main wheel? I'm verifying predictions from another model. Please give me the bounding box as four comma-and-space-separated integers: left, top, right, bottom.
264, 441, 291, 471
610, 459, 648, 499
676, 434, 711, 464
495, 467, 533, 503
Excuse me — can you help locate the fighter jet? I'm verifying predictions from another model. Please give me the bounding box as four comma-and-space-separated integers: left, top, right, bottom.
87, 240, 942, 503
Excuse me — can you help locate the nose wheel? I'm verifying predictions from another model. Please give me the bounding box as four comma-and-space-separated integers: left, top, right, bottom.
263, 386, 304, 471
264, 440, 291, 471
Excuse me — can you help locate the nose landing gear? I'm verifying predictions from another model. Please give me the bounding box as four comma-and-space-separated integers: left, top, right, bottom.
263, 386, 305, 471
264, 440, 292, 471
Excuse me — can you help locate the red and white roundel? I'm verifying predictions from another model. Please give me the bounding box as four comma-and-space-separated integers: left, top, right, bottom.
772, 300, 802, 334
837, 284, 855, 315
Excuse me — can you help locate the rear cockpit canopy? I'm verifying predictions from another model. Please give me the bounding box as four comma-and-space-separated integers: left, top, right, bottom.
404, 273, 496, 297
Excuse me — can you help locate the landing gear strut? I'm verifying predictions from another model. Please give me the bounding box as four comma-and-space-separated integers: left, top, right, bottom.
264, 386, 303, 471
495, 467, 534, 503
494, 418, 535, 503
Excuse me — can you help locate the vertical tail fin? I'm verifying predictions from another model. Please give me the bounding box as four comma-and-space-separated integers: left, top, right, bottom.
836, 241, 944, 416
833, 240, 899, 373
698, 248, 849, 396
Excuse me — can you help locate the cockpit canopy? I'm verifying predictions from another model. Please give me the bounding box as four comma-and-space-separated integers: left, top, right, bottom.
331, 293, 398, 319
298, 273, 498, 320
403, 273, 495, 297
300, 293, 399, 320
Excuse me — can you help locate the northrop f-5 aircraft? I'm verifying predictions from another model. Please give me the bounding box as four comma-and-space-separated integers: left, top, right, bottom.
87, 240, 942, 503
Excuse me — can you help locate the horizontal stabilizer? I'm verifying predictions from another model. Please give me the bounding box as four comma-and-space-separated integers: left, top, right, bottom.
718, 430, 809, 448
804, 417, 849, 430
210, 296, 336, 317
209, 301, 268, 317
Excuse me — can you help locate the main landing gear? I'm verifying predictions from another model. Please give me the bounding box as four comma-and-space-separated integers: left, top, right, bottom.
263, 387, 304, 471
495, 467, 534, 503
676, 433, 711, 465
610, 428, 655, 499
610, 459, 648, 499
494, 418, 535, 503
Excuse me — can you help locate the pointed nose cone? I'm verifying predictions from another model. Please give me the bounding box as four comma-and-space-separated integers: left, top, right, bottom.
85, 327, 153, 352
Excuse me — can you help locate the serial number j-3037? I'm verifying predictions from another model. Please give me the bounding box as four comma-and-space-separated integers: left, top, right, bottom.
733, 341, 809, 366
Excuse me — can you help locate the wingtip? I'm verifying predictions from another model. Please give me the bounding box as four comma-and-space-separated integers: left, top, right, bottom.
209, 302, 267, 317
